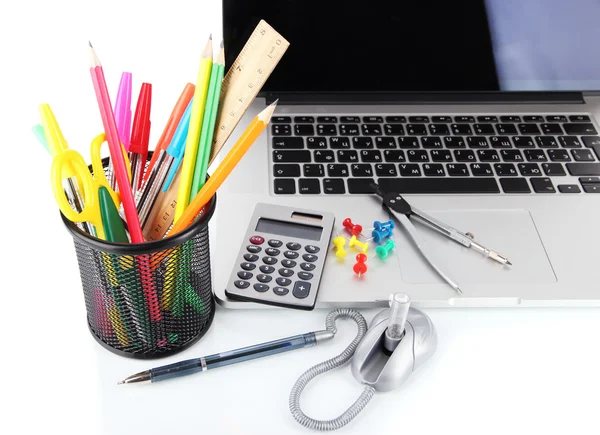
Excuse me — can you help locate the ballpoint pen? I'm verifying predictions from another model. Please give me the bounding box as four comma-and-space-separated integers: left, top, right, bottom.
129, 83, 152, 193
118, 329, 334, 384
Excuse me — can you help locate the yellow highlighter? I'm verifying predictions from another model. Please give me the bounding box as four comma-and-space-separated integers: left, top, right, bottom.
175, 35, 213, 221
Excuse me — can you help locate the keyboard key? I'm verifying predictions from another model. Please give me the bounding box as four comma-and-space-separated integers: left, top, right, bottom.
530, 177, 556, 193
535, 136, 559, 148
518, 123, 540, 135
473, 123, 495, 135
256, 274, 272, 283
489, 136, 512, 149
454, 116, 475, 122
265, 248, 280, 256
546, 115, 567, 122
262, 256, 278, 265
477, 115, 498, 123
495, 124, 518, 135
378, 177, 500, 193
495, 163, 518, 176
235, 280, 250, 289
274, 179, 296, 194
478, 150, 500, 162
341, 116, 360, 123
298, 272, 314, 280
444, 137, 466, 148
542, 163, 566, 176
470, 163, 494, 176
273, 287, 289, 296
431, 150, 453, 162
360, 150, 382, 162
384, 150, 406, 162
583, 184, 600, 193
563, 123, 598, 135
375, 137, 397, 149
272, 124, 291, 135
580, 177, 600, 183
386, 116, 406, 123
276, 277, 292, 286
447, 163, 469, 176
306, 137, 327, 149
352, 137, 374, 149
329, 136, 351, 149
279, 268, 295, 277
327, 164, 349, 177
300, 263, 316, 271
272, 137, 304, 149
541, 123, 563, 135
298, 179, 321, 194
268, 239, 282, 247
569, 115, 590, 122
547, 149, 571, 162
317, 116, 337, 123
273, 150, 311, 163
348, 178, 375, 193
375, 164, 398, 176
286, 242, 302, 250
305, 245, 320, 253
295, 124, 314, 136
243, 253, 259, 262
409, 116, 429, 123
317, 124, 337, 135
293, 281, 311, 299
512, 136, 535, 148
351, 164, 373, 177
362, 124, 382, 135
384, 124, 405, 135
518, 163, 542, 176
558, 136, 581, 148
500, 116, 522, 122
284, 250, 299, 259
406, 124, 427, 135
429, 124, 450, 135
558, 184, 581, 193
247, 245, 262, 253
294, 116, 314, 123
581, 136, 600, 147
408, 150, 429, 162
501, 150, 524, 162
241, 262, 256, 270
337, 150, 359, 162
524, 149, 547, 161
432, 116, 452, 122
314, 150, 335, 162
571, 149, 595, 162
451, 124, 472, 135
421, 137, 443, 149
467, 137, 489, 148
523, 115, 544, 122
398, 137, 420, 149
340, 124, 360, 135
454, 150, 476, 162
399, 164, 422, 176
272, 116, 291, 123
500, 178, 531, 193
303, 164, 324, 177
423, 164, 445, 176
238, 271, 253, 280
323, 178, 346, 194
566, 163, 600, 175
363, 116, 383, 123
273, 164, 300, 177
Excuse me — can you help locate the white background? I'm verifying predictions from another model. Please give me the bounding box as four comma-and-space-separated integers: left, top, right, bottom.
1, 1, 600, 434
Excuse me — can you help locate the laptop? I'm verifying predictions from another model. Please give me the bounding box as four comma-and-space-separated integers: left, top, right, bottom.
213, 0, 600, 309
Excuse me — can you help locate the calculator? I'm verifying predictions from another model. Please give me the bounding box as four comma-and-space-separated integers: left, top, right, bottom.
224, 203, 335, 310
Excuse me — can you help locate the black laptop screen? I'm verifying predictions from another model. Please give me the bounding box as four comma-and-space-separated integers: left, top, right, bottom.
223, 0, 600, 93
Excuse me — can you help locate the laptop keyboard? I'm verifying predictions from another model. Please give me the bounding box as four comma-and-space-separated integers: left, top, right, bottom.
270, 114, 600, 194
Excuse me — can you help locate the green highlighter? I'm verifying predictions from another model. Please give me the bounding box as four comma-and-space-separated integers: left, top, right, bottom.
98, 186, 129, 243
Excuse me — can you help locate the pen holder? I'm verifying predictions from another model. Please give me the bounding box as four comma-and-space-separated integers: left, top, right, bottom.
60, 162, 216, 359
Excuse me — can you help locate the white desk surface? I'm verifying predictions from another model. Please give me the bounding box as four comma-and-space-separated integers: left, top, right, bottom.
2, 1, 599, 434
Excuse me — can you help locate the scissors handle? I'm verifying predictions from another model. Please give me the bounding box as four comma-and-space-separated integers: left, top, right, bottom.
90, 133, 129, 209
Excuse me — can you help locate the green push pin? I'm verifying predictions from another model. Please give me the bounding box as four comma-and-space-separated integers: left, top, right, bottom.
376, 239, 396, 259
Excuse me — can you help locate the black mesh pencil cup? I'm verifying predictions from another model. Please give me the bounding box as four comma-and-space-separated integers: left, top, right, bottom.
61, 193, 216, 359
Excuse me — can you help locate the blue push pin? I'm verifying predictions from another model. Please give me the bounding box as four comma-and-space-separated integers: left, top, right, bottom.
374, 220, 395, 232
372, 220, 395, 243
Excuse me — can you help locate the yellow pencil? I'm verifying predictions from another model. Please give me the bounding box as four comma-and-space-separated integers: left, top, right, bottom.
175, 35, 213, 221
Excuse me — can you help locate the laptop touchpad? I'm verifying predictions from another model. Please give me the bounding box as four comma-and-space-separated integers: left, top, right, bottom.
396, 209, 557, 285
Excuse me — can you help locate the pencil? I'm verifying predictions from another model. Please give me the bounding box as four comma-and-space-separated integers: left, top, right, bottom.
190, 40, 225, 197
169, 100, 277, 235
175, 35, 213, 222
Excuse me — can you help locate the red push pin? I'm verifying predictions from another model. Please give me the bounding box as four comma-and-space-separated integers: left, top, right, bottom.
353, 253, 368, 277
343, 218, 363, 236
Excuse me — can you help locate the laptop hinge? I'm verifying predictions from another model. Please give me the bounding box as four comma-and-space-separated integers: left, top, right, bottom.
264, 92, 585, 105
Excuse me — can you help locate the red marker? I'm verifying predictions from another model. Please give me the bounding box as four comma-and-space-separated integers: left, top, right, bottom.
129, 83, 152, 192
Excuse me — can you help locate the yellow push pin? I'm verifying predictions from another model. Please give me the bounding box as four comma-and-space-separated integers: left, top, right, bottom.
332, 236, 347, 259
349, 235, 369, 253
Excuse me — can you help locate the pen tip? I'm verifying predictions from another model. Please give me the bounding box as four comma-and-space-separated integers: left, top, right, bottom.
271, 98, 279, 106
88, 40, 93, 48
209, 33, 212, 40
117, 381, 124, 385
506, 260, 513, 266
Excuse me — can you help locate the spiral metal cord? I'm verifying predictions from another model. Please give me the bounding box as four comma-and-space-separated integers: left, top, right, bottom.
289, 308, 375, 431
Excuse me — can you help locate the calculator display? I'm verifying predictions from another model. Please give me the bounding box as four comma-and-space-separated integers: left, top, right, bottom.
255, 218, 322, 241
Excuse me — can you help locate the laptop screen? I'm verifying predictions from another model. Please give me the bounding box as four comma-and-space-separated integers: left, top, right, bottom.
223, 0, 600, 94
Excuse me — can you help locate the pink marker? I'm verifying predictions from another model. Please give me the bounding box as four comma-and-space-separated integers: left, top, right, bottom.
115, 72, 133, 151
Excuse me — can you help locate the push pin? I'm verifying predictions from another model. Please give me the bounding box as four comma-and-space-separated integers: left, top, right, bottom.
376, 239, 396, 259
349, 235, 369, 253
374, 220, 395, 232
332, 236, 347, 259
343, 218, 363, 236
353, 253, 368, 277
371, 227, 393, 243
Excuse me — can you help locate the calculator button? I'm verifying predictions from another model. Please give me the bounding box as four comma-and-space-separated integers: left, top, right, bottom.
253, 284, 269, 293
259, 265, 275, 274
256, 274, 272, 283
240, 262, 256, 271
276, 277, 292, 286
302, 254, 318, 262
305, 245, 320, 254
298, 272, 314, 280
268, 240, 283, 248
286, 242, 302, 250
292, 281, 311, 299
237, 271, 253, 280
279, 268, 295, 277
250, 236, 264, 245
284, 250, 300, 259
300, 263, 316, 271
246, 245, 262, 254
273, 287, 290, 296
243, 253, 259, 262
262, 257, 278, 265
265, 248, 280, 256
281, 259, 297, 268
234, 280, 250, 289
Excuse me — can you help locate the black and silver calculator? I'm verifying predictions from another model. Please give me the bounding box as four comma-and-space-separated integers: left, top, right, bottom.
225, 203, 335, 310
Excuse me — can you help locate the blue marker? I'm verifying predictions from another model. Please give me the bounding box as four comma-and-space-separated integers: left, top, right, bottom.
163, 99, 193, 192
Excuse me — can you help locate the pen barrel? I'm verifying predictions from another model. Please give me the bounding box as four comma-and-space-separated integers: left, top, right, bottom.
137, 151, 173, 227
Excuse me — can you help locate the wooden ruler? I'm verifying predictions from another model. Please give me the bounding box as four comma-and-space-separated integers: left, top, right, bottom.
209, 19, 289, 165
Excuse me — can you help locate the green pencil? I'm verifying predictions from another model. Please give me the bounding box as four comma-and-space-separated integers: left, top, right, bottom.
190, 41, 225, 199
